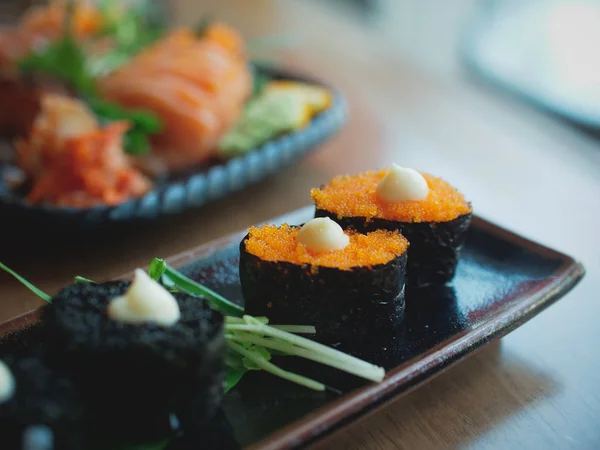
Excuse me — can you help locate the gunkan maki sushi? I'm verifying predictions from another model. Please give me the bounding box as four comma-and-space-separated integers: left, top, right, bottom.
240, 217, 409, 341
0, 354, 85, 450
41, 270, 226, 437
312, 165, 472, 286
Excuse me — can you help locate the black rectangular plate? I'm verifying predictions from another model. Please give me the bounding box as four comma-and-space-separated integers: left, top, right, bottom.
0, 206, 585, 449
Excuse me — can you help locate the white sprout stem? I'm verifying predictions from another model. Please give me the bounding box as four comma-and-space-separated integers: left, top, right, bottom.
229, 332, 380, 379
225, 324, 374, 372
225, 324, 317, 335
235, 316, 385, 376
229, 332, 384, 382
226, 317, 314, 333
271, 325, 316, 334
227, 341, 325, 391
226, 316, 269, 325
225, 325, 265, 331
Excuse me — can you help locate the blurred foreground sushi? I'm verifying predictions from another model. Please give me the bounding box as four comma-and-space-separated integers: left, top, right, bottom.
0, 354, 85, 450
312, 165, 472, 286
41, 270, 226, 437
240, 217, 409, 341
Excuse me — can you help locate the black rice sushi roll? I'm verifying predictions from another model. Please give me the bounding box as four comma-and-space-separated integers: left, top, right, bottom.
312, 165, 472, 286
0, 354, 85, 450
41, 270, 226, 437
240, 217, 409, 342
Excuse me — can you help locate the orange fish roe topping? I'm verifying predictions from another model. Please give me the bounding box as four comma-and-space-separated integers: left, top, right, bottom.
244, 224, 408, 270
311, 170, 471, 223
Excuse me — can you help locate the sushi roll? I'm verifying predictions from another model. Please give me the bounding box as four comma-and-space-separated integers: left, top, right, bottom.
240, 217, 409, 341
312, 165, 472, 286
0, 354, 85, 450
41, 270, 226, 437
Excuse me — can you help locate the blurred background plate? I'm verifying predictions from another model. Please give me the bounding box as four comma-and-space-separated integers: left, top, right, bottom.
462, 0, 600, 129
0, 68, 347, 228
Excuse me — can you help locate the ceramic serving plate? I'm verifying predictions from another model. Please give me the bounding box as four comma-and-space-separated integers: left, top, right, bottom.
0, 206, 585, 449
0, 68, 347, 227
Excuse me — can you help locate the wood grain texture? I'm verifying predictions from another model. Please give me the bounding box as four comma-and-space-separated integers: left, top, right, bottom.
0, 1, 598, 448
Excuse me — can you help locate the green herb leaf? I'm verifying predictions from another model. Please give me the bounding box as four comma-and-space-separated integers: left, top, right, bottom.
16, 26, 163, 156
148, 258, 167, 281
122, 131, 150, 155
86, 97, 162, 155
226, 349, 245, 370
224, 367, 247, 393
152, 259, 244, 317
93, 0, 166, 76
224, 350, 249, 392
228, 340, 326, 391
74, 276, 97, 284
0, 262, 51, 303
19, 34, 95, 96
242, 346, 272, 370
128, 110, 163, 133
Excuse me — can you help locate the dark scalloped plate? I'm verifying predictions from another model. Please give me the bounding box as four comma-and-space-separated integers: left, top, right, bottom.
0, 206, 585, 449
0, 69, 347, 227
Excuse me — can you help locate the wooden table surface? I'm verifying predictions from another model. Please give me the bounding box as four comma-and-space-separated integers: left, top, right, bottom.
1, 1, 599, 448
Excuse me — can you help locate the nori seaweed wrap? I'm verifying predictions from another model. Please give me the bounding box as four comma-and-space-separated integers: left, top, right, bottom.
240, 224, 408, 342
0, 354, 85, 450
312, 169, 472, 286
41, 280, 226, 437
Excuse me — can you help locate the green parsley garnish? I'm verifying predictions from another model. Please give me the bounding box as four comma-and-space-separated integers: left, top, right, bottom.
17, 30, 162, 155
86, 96, 163, 155
148, 258, 244, 317
92, 0, 166, 77
19, 34, 94, 96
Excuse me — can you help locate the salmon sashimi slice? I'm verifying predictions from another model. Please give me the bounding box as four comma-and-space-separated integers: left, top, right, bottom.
99, 23, 252, 171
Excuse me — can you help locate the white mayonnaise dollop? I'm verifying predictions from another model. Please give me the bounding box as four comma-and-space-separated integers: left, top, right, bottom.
376, 164, 429, 203
0, 360, 15, 404
107, 269, 181, 326
297, 217, 349, 252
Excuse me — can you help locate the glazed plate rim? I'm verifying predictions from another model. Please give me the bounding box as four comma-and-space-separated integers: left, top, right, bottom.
0, 206, 586, 449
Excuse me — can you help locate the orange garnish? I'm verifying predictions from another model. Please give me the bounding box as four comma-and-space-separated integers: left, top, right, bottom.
245, 225, 408, 270
312, 171, 471, 223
